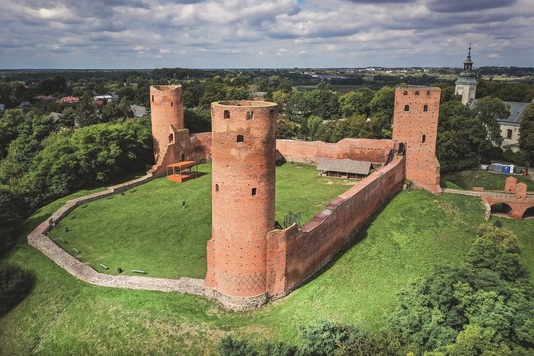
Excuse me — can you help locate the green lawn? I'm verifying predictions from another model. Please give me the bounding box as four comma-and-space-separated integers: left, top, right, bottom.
46, 163, 353, 279
441, 169, 534, 190
2, 171, 534, 355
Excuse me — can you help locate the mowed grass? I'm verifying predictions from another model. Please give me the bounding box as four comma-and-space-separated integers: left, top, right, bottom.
442, 169, 534, 190
3, 173, 534, 354
46, 163, 353, 279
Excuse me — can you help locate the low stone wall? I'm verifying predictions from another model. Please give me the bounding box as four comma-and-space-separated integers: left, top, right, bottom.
28, 173, 208, 298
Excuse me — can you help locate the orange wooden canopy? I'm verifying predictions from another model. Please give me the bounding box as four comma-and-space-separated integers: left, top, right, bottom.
166, 161, 198, 183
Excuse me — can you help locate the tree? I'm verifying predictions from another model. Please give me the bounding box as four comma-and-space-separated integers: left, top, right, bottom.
519, 103, 534, 167
338, 88, 375, 117
473, 96, 509, 146
386, 225, 534, 354
75, 94, 101, 127
369, 86, 395, 120
0, 186, 23, 254
0, 109, 26, 158
437, 101, 493, 172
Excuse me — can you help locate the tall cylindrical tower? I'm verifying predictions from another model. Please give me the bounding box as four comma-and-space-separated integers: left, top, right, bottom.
206, 100, 278, 298
149, 85, 184, 164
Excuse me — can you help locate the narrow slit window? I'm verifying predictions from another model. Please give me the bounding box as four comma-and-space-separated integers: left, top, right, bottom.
252, 188, 257, 196
169, 133, 174, 143
237, 135, 244, 143
171, 102, 173, 107
422, 134, 426, 143
404, 105, 410, 111
151, 95, 154, 102
215, 184, 219, 192
224, 110, 230, 119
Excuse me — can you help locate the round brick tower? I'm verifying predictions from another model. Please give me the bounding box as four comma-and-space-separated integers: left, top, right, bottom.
149, 85, 184, 165
206, 100, 278, 300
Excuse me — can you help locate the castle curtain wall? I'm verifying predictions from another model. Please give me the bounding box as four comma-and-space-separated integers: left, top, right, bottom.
266, 156, 405, 297
276, 138, 394, 164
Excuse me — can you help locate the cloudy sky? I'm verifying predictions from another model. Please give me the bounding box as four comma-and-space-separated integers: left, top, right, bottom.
1, 0, 532, 69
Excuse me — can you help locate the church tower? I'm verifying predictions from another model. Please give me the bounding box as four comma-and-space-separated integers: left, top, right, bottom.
455, 46, 477, 105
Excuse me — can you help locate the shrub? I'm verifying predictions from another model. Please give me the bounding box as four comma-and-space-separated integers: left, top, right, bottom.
0, 264, 36, 316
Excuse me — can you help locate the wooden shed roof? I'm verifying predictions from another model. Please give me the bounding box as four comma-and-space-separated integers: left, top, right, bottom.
317, 158, 371, 175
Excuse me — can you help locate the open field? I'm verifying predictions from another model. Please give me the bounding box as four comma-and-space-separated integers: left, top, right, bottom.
2, 171, 534, 354
45, 163, 353, 279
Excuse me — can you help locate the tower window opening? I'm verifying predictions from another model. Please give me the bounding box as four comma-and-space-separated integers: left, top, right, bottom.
171, 102, 173, 107
404, 105, 410, 111
403, 90, 408, 95
169, 133, 174, 143
151, 95, 154, 102
422, 134, 426, 143
215, 184, 219, 192
246, 111, 253, 120
415, 91, 420, 95
252, 187, 257, 196
427, 90, 431, 95
237, 135, 244, 143
224, 110, 230, 119
423, 104, 428, 112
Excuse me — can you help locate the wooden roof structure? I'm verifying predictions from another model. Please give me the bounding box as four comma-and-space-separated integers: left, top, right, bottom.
166, 161, 198, 183
317, 158, 371, 177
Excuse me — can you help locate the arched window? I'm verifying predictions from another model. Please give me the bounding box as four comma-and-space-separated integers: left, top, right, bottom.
215, 184, 219, 192
404, 105, 410, 111
246, 111, 253, 120
423, 105, 428, 112
251, 188, 257, 196
224, 110, 230, 119
403, 90, 408, 95
427, 90, 431, 95
169, 133, 174, 143
237, 135, 244, 143
415, 91, 419, 95
422, 134, 426, 143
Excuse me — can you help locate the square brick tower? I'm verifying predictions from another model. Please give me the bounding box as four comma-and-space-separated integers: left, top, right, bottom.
206, 100, 278, 307
392, 87, 441, 194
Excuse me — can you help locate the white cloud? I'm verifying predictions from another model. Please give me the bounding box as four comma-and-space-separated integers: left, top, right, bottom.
0, 0, 532, 68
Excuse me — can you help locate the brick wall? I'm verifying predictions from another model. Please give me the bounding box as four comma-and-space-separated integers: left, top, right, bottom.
206, 101, 278, 297
276, 138, 393, 164
149, 85, 184, 174
392, 87, 441, 194
265, 157, 405, 297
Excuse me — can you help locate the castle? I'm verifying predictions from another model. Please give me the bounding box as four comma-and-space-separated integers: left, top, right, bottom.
149, 84, 441, 309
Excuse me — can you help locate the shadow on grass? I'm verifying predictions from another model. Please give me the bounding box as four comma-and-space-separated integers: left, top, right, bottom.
295, 190, 402, 290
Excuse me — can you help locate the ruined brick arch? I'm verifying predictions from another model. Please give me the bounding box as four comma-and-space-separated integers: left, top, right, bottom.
523, 206, 534, 219
490, 202, 513, 217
